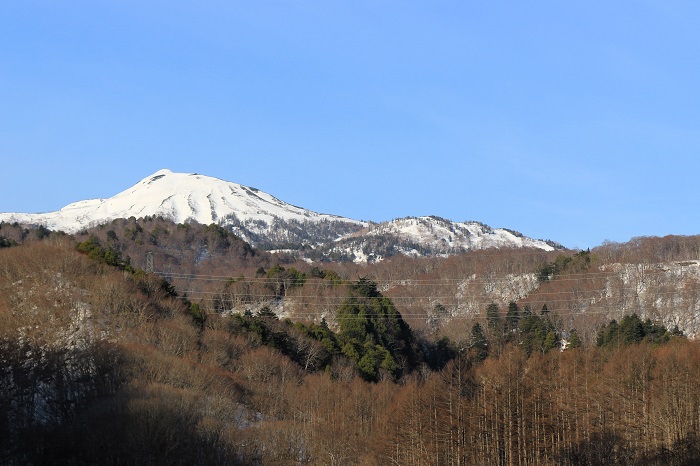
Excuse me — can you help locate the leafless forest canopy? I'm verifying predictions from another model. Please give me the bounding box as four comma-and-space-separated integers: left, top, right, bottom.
2, 219, 700, 465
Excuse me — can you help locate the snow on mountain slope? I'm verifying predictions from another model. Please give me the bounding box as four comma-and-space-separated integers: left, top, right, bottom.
364, 216, 556, 252
0, 170, 560, 259
0, 169, 362, 234
321, 216, 557, 262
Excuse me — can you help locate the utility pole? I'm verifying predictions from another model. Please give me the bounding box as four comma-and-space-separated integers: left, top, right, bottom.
146, 252, 153, 273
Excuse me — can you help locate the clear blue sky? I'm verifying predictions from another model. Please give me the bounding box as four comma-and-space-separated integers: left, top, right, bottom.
2, 1, 699, 250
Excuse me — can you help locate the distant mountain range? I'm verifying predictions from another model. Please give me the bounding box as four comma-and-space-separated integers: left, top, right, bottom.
0, 169, 561, 261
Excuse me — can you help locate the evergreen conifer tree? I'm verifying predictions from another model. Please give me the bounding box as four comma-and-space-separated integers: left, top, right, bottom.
505, 301, 520, 333
470, 323, 489, 362
568, 329, 582, 348
486, 303, 501, 331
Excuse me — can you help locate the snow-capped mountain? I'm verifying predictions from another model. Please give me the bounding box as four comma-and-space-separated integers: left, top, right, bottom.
0, 169, 561, 260
366, 216, 556, 251
0, 169, 364, 238
316, 216, 558, 262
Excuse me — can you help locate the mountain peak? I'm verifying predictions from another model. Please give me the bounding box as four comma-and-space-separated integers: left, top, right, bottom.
0, 170, 560, 259
146, 168, 174, 181
0, 170, 360, 235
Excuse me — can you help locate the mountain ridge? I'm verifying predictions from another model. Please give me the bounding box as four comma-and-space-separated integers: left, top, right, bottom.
0, 169, 560, 260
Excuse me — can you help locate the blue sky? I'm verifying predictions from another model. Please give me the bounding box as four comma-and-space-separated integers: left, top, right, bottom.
1, 1, 699, 249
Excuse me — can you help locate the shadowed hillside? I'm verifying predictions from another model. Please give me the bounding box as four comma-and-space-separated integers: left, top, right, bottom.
2, 225, 700, 464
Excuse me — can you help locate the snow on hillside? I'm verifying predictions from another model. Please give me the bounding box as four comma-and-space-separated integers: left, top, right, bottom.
599, 260, 700, 338
0, 169, 362, 234
322, 216, 556, 262
363, 216, 556, 252
0, 170, 559, 260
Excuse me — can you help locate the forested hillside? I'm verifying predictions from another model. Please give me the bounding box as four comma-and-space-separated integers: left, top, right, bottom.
2, 222, 700, 464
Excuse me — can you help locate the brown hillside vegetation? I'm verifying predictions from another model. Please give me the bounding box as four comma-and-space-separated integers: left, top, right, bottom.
2, 229, 700, 464
36, 219, 700, 344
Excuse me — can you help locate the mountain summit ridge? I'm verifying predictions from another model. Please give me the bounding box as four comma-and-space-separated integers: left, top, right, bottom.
0, 169, 559, 259
0, 169, 361, 233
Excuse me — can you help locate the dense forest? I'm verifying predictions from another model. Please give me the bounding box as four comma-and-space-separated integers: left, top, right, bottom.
1, 221, 700, 465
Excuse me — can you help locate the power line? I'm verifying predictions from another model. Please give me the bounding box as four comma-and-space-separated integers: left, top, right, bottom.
155, 266, 700, 286
143, 265, 700, 324
179, 291, 700, 317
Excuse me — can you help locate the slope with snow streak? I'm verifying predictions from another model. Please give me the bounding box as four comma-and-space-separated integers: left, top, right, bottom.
0, 169, 361, 234
0, 170, 560, 259
366, 216, 556, 252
